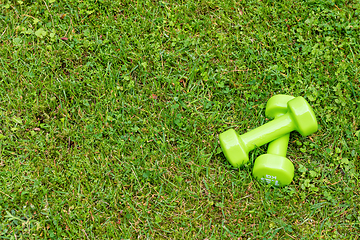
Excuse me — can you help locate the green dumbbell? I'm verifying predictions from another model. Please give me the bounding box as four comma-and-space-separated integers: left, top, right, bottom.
219, 96, 318, 168
252, 95, 295, 187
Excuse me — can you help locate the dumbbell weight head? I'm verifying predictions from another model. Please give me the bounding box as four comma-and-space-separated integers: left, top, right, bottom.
253, 151, 294, 187
287, 96, 318, 136
219, 129, 249, 167
265, 95, 296, 119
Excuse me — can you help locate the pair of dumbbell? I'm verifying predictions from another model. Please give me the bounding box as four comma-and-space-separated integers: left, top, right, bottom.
219, 95, 318, 187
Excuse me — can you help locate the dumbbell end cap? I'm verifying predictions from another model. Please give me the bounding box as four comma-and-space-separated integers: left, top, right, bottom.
253, 154, 294, 187
265, 95, 295, 118
219, 129, 249, 168
288, 96, 318, 136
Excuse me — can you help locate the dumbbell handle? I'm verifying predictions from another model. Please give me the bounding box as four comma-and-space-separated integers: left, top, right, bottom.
267, 134, 290, 157
241, 114, 295, 151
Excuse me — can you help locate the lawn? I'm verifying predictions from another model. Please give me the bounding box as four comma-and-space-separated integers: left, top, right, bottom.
0, 0, 359, 239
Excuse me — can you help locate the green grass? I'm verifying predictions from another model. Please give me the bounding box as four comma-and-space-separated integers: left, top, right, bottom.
0, 0, 359, 238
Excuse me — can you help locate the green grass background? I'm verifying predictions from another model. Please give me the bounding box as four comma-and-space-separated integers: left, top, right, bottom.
0, 0, 359, 239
